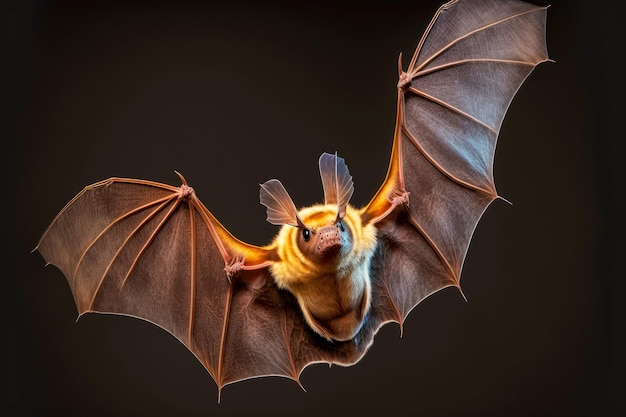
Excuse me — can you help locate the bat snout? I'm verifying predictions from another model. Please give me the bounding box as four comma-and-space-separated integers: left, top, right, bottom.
316, 225, 343, 257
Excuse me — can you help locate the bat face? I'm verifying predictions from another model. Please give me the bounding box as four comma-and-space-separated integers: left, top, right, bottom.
294, 205, 352, 263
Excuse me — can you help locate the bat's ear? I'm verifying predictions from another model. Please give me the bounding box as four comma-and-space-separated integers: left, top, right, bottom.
259, 179, 305, 228
319, 152, 354, 221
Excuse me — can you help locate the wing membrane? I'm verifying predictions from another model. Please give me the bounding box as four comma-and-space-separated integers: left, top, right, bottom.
363, 0, 549, 326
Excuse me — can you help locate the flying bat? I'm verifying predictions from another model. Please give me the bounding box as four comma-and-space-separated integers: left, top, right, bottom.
36, 0, 549, 398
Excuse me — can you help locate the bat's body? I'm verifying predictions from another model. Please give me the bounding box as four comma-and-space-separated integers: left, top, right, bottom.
271, 206, 376, 340
270, 203, 378, 342
36, 0, 549, 398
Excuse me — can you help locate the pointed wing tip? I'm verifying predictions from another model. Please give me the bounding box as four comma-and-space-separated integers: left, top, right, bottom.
456, 285, 468, 303
397, 320, 405, 338
496, 195, 513, 206
296, 377, 307, 392
214, 373, 308, 403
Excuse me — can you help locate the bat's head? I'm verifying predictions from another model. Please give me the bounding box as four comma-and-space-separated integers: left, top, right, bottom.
261, 153, 354, 264
260, 152, 357, 265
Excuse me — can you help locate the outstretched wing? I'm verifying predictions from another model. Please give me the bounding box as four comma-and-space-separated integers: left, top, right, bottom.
361, 0, 549, 329
36, 174, 290, 393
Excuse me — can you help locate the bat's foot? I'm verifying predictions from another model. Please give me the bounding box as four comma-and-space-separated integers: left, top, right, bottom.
224, 257, 244, 279
391, 190, 410, 208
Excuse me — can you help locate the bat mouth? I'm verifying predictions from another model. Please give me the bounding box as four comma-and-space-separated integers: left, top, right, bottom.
319, 242, 342, 258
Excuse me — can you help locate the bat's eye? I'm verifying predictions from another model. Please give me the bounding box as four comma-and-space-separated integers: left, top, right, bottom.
338, 221, 345, 232
302, 228, 311, 242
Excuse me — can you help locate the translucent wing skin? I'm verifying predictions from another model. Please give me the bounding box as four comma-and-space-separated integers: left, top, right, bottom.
36, 0, 549, 397
362, 0, 549, 327
35, 175, 286, 393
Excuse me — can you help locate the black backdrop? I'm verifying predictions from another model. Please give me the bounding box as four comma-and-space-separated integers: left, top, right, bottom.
4, 1, 624, 416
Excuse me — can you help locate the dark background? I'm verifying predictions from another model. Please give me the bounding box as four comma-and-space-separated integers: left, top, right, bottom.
4, 0, 623, 416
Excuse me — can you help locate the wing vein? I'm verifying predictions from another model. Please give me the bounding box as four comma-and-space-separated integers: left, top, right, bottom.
192, 199, 232, 264
37, 177, 179, 248
74, 194, 174, 281
413, 7, 545, 73
414, 57, 539, 79
119, 198, 182, 290
401, 125, 497, 197
281, 308, 299, 382
105, 177, 180, 191
217, 284, 234, 394
406, 87, 498, 134
87, 196, 176, 311
188, 202, 197, 345
407, 214, 458, 285
409, 0, 457, 70
378, 246, 404, 326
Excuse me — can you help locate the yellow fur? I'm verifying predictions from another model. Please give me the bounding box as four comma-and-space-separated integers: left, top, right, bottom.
269, 204, 378, 340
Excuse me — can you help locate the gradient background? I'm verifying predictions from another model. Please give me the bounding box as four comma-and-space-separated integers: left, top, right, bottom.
4, 1, 623, 416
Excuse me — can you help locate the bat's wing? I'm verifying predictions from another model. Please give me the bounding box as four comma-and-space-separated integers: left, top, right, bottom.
35, 174, 352, 394
361, 0, 549, 331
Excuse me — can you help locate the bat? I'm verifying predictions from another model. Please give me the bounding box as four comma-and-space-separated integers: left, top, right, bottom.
36, 0, 549, 399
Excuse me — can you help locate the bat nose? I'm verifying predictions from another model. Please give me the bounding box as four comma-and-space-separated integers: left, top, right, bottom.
319, 226, 340, 242
316, 224, 343, 256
